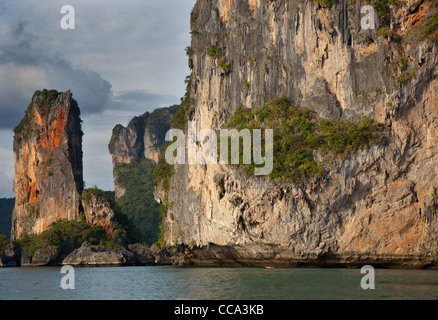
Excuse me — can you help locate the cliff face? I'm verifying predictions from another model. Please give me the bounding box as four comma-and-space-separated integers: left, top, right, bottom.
11, 90, 84, 240
109, 106, 178, 200
157, 0, 438, 266
82, 193, 115, 237
109, 106, 178, 244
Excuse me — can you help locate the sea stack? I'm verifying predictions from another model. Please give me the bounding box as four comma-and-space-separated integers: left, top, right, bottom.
11, 90, 84, 240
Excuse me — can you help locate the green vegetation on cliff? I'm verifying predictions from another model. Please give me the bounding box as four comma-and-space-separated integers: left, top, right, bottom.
314, 0, 336, 9
13, 103, 34, 137
109, 106, 178, 246
35, 89, 59, 108
152, 148, 175, 247
374, 0, 391, 28
81, 186, 143, 244
154, 74, 192, 189
114, 160, 161, 246
420, 7, 438, 40
0, 234, 7, 254
226, 98, 388, 183
13, 187, 143, 258
14, 219, 108, 258
80, 186, 112, 205
152, 74, 194, 247
171, 74, 193, 130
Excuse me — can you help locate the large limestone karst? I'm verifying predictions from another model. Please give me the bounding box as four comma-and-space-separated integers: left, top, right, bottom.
108, 105, 178, 244
109, 105, 178, 200
11, 90, 119, 242
11, 90, 84, 240
154, 0, 438, 266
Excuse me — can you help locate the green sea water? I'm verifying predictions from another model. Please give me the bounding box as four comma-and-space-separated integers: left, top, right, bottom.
1, 266, 437, 300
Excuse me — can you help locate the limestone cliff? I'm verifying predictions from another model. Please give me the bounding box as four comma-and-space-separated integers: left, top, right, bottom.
108, 105, 178, 244
156, 0, 438, 267
81, 192, 115, 237
11, 90, 84, 240
109, 105, 178, 200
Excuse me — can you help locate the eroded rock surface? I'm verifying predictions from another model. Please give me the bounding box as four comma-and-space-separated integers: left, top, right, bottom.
155, 0, 438, 267
11, 90, 83, 240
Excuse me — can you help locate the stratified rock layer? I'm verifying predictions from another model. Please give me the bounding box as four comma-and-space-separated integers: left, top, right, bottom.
11, 90, 84, 240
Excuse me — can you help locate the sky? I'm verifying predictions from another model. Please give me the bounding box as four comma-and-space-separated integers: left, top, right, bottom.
0, 0, 196, 198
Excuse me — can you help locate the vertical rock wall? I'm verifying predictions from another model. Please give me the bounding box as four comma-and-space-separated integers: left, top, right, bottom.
11, 90, 84, 240
109, 106, 178, 200
158, 0, 438, 265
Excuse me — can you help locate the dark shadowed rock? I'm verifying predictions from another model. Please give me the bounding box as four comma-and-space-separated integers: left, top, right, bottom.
31, 245, 60, 266
0, 246, 20, 267
128, 243, 157, 265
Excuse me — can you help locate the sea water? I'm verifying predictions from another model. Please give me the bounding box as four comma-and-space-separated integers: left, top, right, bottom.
1, 266, 437, 300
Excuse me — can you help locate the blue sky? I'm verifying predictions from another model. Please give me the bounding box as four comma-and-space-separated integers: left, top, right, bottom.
0, 0, 195, 197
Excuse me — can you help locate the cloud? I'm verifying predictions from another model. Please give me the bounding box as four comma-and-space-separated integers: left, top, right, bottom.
0, 21, 112, 130
0, 146, 14, 198
0, 0, 195, 196
0, 0, 6, 15
109, 90, 179, 115
48, 0, 194, 95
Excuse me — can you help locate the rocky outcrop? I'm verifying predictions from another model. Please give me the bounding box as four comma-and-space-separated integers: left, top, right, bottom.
11, 90, 121, 244
0, 246, 21, 267
128, 243, 157, 265
179, 244, 438, 268
109, 106, 178, 200
62, 242, 179, 267
62, 242, 135, 267
0, 241, 179, 267
155, 0, 438, 267
81, 192, 115, 237
30, 245, 64, 266
128, 243, 180, 265
108, 106, 179, 245
11, 90, 84, 240
0, 237, 75, 267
